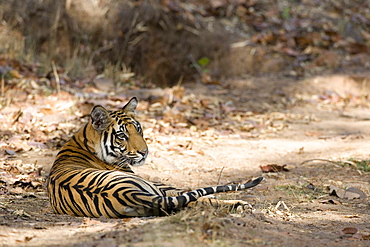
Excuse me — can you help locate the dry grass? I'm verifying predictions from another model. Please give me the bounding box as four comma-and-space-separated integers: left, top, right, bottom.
0, 0, 234, 86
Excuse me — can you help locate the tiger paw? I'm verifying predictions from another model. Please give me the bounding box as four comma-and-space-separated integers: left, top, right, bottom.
218, 199, 252, 211
235, 201, 253, 214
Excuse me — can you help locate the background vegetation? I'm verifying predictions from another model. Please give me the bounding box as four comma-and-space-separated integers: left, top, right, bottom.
0, 1, 370, 246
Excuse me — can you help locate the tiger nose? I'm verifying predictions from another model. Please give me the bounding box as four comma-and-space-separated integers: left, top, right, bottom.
138, 149, 148, 158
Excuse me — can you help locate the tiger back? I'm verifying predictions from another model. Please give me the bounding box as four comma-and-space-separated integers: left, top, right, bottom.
47, 97, 263, 218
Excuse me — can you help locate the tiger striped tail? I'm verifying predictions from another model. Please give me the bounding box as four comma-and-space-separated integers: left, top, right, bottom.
163, 176, 264, 212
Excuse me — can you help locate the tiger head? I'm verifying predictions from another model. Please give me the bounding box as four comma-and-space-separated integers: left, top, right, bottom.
90, 97, 148, 169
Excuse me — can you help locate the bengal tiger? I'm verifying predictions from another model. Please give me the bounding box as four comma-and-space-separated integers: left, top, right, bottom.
47, 97, 263, 218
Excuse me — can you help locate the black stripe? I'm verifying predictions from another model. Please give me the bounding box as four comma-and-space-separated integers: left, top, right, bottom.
215, 185, 236, 193
112, 189, 129, 207
188, 192, 197, 201
93, 195, 101, 216
64, 184, 85, 216
56, 149, 95, 163
165, 197, 175, 209
85, 171, 102, 188
175, 196, 187, 207
82, 125, 92, 153
132, 192, 157, 207
101, 200, 113, 218
112, 188, 139, 206
104, 178, 151, 194
58, 171, 78, 185
137, 179, 162, 196
95, 172, 111, 187
243, 177, 264, 189
103, 195, 122, 218
151, 196, 165, 216
102, 131, 113, 155
71, 135, 84, 150
76, 170, 93, 184
72, 183, 94, 216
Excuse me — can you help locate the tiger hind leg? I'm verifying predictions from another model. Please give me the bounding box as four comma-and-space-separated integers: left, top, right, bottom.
187, 197, 252, 211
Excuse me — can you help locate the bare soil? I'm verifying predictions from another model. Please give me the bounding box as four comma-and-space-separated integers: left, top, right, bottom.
1, 74, 370, 247
1, 0, 370, 246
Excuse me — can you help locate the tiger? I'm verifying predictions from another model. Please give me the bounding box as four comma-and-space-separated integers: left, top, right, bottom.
47, 97, 263, 218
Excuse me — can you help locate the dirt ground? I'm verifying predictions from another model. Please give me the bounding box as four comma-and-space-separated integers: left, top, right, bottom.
0, 73, 370, 247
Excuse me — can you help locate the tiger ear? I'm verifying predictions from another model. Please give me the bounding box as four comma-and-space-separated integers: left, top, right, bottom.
122, 97, 138, 114
91, 105, 112, 131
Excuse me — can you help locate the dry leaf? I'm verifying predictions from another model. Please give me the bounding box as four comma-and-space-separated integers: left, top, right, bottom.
79, 218, 102, 228
344, 214, 360, 218
346, 187, 367, 199
329, 185, 346, 198
181, 150, 198, 156
40, 108, 56, 115
341, 227, 358, 235
260, 164, 289, 173
318, 199, 341, 205
13, 209, 31, 217
305, 131, 321, 137
329, 186, 365, 200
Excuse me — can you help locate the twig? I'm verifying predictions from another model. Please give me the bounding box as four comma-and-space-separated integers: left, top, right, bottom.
275, 201, 290, 211
217, 167, 225, 185
51, 61, 60, 93
167, 75, 184, 105
65, 0, 72, 11
176, 74, 184, 87
88, 43, 114, 66
1, 74, 4, 97
299, 158, 339, 166
183, 25, 200, 36
52, 4, 61, 33
117, 11, 140, 70
187, 54, 203, 76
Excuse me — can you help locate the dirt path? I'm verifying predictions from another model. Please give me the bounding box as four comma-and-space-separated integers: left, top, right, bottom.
1, 75, 370, 246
